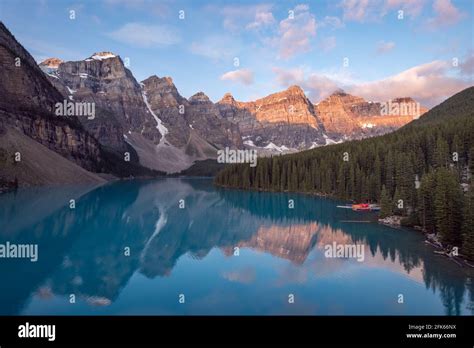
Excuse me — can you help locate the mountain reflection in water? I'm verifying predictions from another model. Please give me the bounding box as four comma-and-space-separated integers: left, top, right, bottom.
0, 178, 472, 315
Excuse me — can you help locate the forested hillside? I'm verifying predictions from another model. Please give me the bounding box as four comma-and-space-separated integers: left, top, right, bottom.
215, 87, 474, 258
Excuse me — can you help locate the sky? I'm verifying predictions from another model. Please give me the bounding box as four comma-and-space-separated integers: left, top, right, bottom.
0, 0, 473, 106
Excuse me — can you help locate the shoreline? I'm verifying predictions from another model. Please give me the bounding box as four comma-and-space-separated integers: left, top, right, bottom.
379, 215, 474, 268
215, 183, 474, 269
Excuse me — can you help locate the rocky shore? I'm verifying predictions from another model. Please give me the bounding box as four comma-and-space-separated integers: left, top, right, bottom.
379, 215, 474, 268
378, 215, 402, 227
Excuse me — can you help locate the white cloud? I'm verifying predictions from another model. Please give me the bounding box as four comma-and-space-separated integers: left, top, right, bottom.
340, 0, 373, 22
427, 0, 465, 28
246, 10, 276, 30
273, 61, 471, 107
320, 36, 337, 52
319, 16, 345, 29
277, 4, 317, 59
218, 4, 274, 32
273, 67, 340, 100
351, 61, 469, 106
273, 67, 305, 86
107, 23, 179, 47
340, 0, 427, 22
385, 0, 426, 18
190, 35, 240, 62
222, 268, 256, 283
376, 40, 395, 54
458, 53, 474, 76
220, 69, 254, 85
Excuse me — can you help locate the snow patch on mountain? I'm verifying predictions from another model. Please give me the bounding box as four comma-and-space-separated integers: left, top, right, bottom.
264, 142, 290, 152
243, 139, 256, 147
141, 90, 169, 146
323, 134, 343, 145
66, 86, 76, 94
89, 52, 116, 61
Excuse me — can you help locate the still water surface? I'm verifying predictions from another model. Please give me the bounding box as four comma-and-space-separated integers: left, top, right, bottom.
0, 178, 472, 315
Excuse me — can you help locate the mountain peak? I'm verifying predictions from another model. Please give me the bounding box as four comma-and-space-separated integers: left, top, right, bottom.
330, 88, 348, 97
163, 76, 174, 85
143, 75, 175, 86
286, 85, 305, 95
219, 92, 236, 104
39, 57, 63, 69
189, 92, 211, 104
391, 97, 416, 103
88, 52, 117, 61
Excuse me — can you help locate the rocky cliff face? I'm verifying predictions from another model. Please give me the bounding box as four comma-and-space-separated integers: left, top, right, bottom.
217, 87, 427, 152
141, 76, 188, 147
0, 22, 103, 174
141, 77, 243, 169
314, 90, 364, 136
217, 86, 327, 150
42, 52, 163, 153
244, 86, 322, 127
186, 91, 243, 149
0, 22, 162, 188
316, 90, 427, 139
217, 93, 260, 134
2, 19, 429, 178
43, 60, 245, 173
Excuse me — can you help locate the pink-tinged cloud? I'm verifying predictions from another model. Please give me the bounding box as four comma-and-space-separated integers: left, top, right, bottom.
246, 10, 275, 30
320, 16, 345, 29
222, 267, 256, 284
427, 0, 465, 28
458, 53, 474, 76
385, 0, 426, 18
190, 35, 241, 62
340, 0, 426, 22
278, 5, 317, 59
320, 36, 337, 52
340, 0, 372, 22
273, 67, 339, 101
350, 61, 470, 106
220, 68, 254, 85
218, 4, 274, 32
273, 60, 472, 107
376, 40, 395, 54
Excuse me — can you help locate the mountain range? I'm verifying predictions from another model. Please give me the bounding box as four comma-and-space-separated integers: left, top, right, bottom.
0, 21, 427, 187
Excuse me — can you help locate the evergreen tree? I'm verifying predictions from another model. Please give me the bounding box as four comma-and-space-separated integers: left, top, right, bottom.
434, 136, 449, 168
418, 171, 436, 233
280, 162, 287, 191
462, 188, 474, 259
337, 164, 346, 198
434, 168, 463, 245
214, 86, 474, 250
271, 158, 280, 190
469, 146, 474, 180
242, 166, 250, 189
373, 154, 382, 199
380, 185, 392, 218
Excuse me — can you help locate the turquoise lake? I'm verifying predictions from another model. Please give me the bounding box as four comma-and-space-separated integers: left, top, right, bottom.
0, 178, 472, 315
